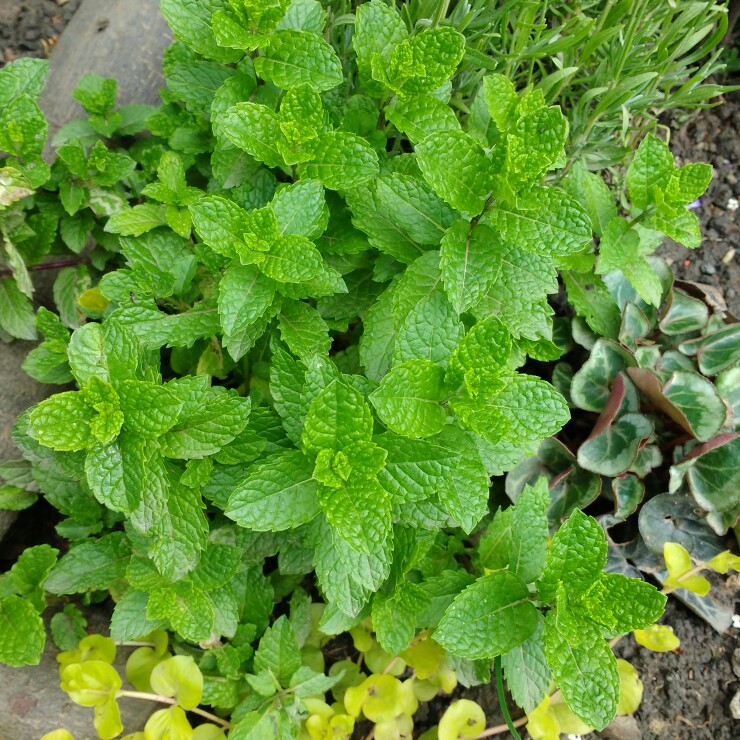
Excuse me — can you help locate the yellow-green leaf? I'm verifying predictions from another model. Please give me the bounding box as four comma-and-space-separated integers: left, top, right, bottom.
633, 624, 680, 652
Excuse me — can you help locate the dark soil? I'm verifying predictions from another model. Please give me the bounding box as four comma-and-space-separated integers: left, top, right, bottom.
1, 2, 738, 739
660, 91, 740, 317
612, 584, 740, 740
0, 0, 83, 67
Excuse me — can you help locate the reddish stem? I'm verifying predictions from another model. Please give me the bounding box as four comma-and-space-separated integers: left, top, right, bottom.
0, 257, 84, 280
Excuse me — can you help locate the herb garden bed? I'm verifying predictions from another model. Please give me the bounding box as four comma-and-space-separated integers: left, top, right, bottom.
1, 2, 739, 740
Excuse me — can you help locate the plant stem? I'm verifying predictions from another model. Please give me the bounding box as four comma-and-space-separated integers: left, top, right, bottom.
493, 656, 523, 740
0, 257, 84, 279
474, 716, 528, 738
116, 690, 232, 729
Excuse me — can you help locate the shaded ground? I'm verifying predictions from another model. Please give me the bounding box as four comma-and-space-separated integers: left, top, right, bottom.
0, 0, 83, 67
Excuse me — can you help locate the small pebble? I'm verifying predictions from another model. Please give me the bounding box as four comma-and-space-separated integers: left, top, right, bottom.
733, 647, 740, 679
701, 263, 716, 276
728, 197, 739, 211
722, 248, 736, 265
731, 690, 740, 720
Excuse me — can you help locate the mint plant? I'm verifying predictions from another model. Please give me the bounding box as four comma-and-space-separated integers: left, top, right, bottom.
2, 0, 735, 737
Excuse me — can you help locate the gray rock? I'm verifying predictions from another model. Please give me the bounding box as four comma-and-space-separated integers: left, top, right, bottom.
733, 647, 740, 679
599, 715, 642, 740
700, 262, 717, 276
0, 340, 54, 541
39, 0, 172, 156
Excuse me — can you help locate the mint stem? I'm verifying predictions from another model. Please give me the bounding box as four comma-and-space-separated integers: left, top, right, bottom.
0, 257, 84, 280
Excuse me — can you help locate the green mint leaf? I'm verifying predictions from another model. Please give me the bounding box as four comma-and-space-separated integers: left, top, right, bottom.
289, 666, 342, 698
440, 220, 503, 315
109, 303, 220, 350
298, 131, 380, 190
537, 510, 607, 604
218, 264, 276, 361
596, 217, 663, 307
372, 581, 430, 654
577, 573, 666, 638
385, 94, 460, 145
312, 518, 390, 616
278, 0, 326, 34
561, 271, 620, 339
485, 186, 592, 257
147, 581, 214, 642
50, 604, 88, 651
28, 391, 95, 452
509, 478, 549, 584
375, 172, 456, 246
393, 289, 463, 367
110, 590, 167, 642
416, 131, 493, 216
563, 162, 617, 238
506, 105, 567, 184
278, 300, 331, 361
85, 434, 153, 514
9, 544, 58, 612
261, 234, 324, 283
470, 242, 556, 340
166, 58, 234, 113
432, 426, 490, 533
542, 608, 619, 730
501, 615, 550, 713
226, 450, 320, 531
447, 315, 512, 392
269, 343, 306, 444
44, 532, 131, 595
161, 0, 241, 63
344, 186, 423, 264
254, 614, 302, 686
161, 385, 251, 459
0, 58, 48, 108
72, 73, 116, 114
353, 0, 408, 95
435, 571, 539, 660
482, 74, 518, 132
650, 204, 702, 249
146, 465, 208, 582
370, 359, 449, 439
375, 433, 456, 505
385, 26, 465, 95
416, 570, 476, 627
67, 320, 140, 386
0, 278, 36, 340
664, 162, 712, 207
221, 102, 285, 168
0, 595, 45, 666
116, 380, 183, 438
302, 378, 373, 454
476, 507, 513, 571
120, 230, 196, 298
317, 473, 391, 555
190, 195, 248, 259
272, 180, 328, 239
626, 134, 674, 210
105, 204, 168, 237
452, 374, 569, 447
255, 29, 343, 90
0, 95, 47, 159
